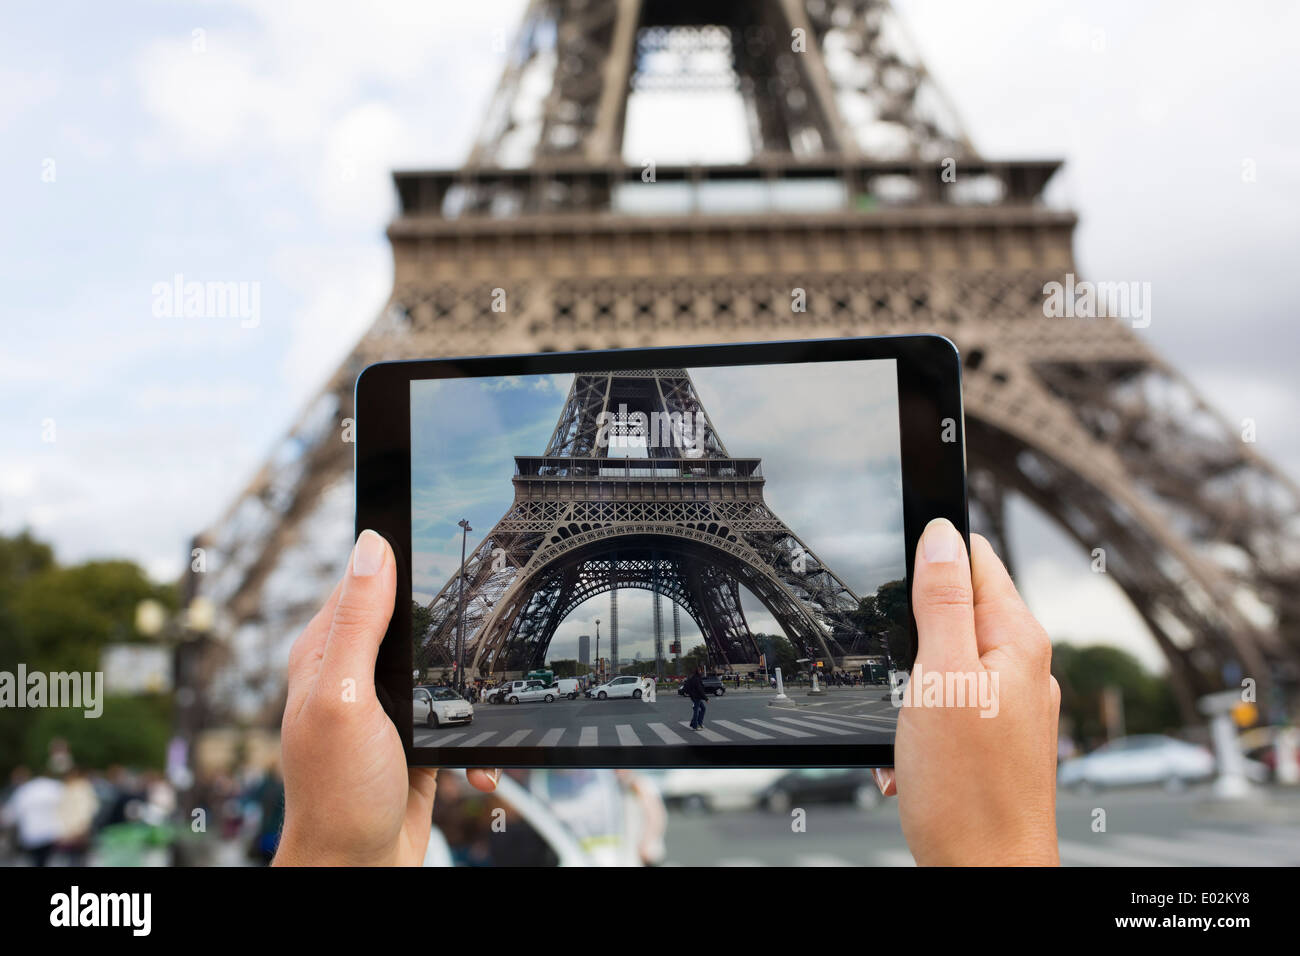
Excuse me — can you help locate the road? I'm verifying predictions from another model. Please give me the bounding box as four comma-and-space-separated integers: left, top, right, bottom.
412, 686, 898, 749
660, 785, 1300, 866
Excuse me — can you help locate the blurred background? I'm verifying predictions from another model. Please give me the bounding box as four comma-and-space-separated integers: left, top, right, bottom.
2, 0, 1299, 866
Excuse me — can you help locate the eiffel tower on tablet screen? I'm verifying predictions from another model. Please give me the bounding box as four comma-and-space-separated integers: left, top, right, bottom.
417, 368, 868, 677
192, 0, 1299, 720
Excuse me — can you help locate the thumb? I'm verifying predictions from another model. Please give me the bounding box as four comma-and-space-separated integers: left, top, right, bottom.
911, 518, 979, 672
318, 530, 396, 702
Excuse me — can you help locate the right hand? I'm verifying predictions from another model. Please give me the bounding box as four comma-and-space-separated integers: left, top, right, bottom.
875, 518, 1061, 866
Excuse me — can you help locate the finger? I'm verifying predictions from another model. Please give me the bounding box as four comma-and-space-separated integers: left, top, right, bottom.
466, 769, 502, 792
872, 768, 896, 797
911, 518, 979, 671
969, 534, 1051, 667
285, 576, 345, 720
317, 530, 396, 703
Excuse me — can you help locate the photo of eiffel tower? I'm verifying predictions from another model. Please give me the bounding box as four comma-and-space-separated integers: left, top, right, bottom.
415, 367, 881, 678
190, 0, 1300, 724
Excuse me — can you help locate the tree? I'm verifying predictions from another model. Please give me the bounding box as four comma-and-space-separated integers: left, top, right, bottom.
0, 531, 176, 776
547, 658, 590, 678
751, 632, 799, 677
854, 579, 909, 668
1052, 642, 1181, 747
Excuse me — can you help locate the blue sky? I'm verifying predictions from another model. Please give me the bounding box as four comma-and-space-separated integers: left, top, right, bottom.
410, 361, 905, 662
2, 0, 1296, 672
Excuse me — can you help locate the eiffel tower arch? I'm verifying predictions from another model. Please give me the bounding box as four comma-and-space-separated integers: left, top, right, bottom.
415, 369, 868, 676
192, 0, 1300, 723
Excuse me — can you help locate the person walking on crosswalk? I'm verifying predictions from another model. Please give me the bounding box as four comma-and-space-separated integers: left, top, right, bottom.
641, 673, 657, 704
684, 667, 708, 730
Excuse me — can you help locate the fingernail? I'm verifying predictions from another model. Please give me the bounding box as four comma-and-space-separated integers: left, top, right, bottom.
921, 518, 961, 564
352, 530, 386, 577
872, 768, 889, 795
488, 769, 502, 786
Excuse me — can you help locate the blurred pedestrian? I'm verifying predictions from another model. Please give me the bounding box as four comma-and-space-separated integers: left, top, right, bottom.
2, 768, 64, 866
56, 767, 99, 865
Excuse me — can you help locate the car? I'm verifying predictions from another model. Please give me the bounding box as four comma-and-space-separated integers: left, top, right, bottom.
549, 678, 581, 700
677, 675, 726, 697
505, 681, 558, 704
757, 769, 881, 813
649, 768, 786, 812
586, 676, 645, 700
1058, 734, 1215, 792
414, 685, 474, 728
488, 679, 550, 704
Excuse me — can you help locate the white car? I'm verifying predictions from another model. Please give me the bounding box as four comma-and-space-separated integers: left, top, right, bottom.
650, 768, 787, 812
587, 676, 645, 700
1058, 734, 1215, 791
504, 682, 558, 704
414, 686, 474, 728
550, 678, 581, 700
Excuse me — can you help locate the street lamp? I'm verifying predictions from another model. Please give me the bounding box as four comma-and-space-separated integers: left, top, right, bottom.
595, 617, 601, 682
456, 519, 472, 694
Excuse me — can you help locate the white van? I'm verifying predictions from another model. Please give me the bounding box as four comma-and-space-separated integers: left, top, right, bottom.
549, 678, 580, 700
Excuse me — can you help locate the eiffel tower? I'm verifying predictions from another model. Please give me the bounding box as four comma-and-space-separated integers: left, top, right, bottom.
191, 0, 1299, 721
417, 368, 869, 676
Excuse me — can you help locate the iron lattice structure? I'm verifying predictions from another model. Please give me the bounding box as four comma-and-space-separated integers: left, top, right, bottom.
191, 0, 1300, 722
416, 369, 870, 675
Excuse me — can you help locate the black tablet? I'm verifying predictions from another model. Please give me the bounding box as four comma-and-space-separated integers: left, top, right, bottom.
356, 334, 968, 768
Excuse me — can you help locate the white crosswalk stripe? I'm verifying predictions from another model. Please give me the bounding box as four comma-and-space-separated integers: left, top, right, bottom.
457, 731, 497, 747
744, 718, 813, 737
616, 724, 642, 746
579, 726, 598, 746
499, 730, 530, 746
678, 722, 728, 742
418, 732, 465, 746
647, 722, 686, 744
714, 719, 772, 739
772, 716, 855, 735
790, 711, 897, 730
1058, 839, 1174, 867
538, 728, 565, 746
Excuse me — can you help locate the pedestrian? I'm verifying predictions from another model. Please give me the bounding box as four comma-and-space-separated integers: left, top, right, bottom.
2, 768, 64, 866
683, 667, 708, 730
642, 672, 657, 703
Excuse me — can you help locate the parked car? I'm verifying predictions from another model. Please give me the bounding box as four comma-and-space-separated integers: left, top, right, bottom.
414, 686, 474, 728
549, 678, 581, 700
650, 768, 786, 812
488, 679, 548, 704
506, 681, 558, 704
677, 675, 726, 697
757, 769, 881, 813
1058, 734, 1215, 791
586, 676, 645, 700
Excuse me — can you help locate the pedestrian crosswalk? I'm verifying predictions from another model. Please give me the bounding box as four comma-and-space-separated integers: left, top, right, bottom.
412, 713, 886, 748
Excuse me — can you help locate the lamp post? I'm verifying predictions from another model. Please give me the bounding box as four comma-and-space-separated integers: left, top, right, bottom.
595, 617, 601, 682
456, 519, 472, 694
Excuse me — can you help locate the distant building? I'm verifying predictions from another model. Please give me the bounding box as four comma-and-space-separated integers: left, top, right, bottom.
578, 634, 590, 666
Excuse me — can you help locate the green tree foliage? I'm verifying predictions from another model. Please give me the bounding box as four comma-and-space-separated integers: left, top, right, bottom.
751, 632, 799, 676
1052, 642, 1181, 746
853, 579, 910, 667
0, 531, 176, 776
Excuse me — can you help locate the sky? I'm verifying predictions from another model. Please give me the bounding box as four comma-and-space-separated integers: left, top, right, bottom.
1, 0, 1297, 674
410, 361, 905, 664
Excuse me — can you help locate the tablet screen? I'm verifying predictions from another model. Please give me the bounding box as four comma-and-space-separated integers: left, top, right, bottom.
408, 359, 906, 752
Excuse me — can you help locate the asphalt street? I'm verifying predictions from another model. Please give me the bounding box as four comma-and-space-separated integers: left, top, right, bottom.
660, 785, 1300, 866
412, 686, 898, 749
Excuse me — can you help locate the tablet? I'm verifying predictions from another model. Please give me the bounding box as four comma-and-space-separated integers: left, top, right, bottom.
356, 334, 968, 768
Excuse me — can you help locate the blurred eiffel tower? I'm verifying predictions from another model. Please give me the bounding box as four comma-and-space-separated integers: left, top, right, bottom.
190, 0, 1299, 722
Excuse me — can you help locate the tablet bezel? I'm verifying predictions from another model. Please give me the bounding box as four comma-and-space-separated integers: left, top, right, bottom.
356, 334, 968, 768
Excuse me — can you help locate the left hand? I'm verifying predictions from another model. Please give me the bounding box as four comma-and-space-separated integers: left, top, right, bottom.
274, 530, 499, 866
